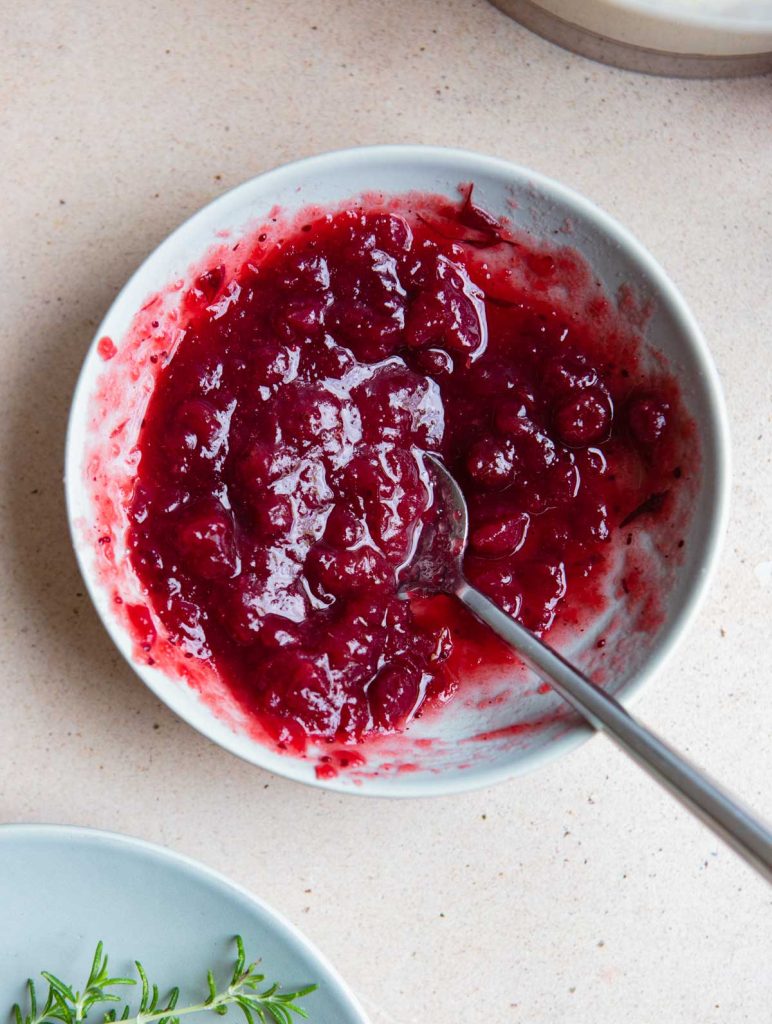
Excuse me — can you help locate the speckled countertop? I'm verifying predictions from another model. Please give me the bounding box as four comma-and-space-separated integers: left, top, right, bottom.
1, 3, 770, 1021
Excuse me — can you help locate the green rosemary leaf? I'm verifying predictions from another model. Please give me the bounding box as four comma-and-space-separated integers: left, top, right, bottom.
82, 993, 120, 1013
235, 997, 255, 1024
275, 1003, 309, 1021
135, 961, 150, 1014
232, 937, 246, 986
11, 937, 315, 1024
40, 974, 76, 1005
205, 970, 217, 1006
29, 979, 38, 1021
240, 976, 266, 993
86, 942, 105, 990
46, 986, 74, 1024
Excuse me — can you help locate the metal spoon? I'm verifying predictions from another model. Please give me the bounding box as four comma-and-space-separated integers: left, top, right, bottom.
404, 454, 772, 883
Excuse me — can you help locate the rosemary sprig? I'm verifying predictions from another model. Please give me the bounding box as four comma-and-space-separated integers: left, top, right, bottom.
11, 936, 316, 1024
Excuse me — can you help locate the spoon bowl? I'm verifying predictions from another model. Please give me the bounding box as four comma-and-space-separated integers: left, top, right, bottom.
399, 453, 469, 596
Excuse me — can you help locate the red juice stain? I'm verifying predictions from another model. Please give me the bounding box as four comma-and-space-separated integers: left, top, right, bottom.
97, 336, 117, 360
314, 747, 367, 779
333, 749, 366, 769
125, 603, 157, 652
469, 711, 566, 744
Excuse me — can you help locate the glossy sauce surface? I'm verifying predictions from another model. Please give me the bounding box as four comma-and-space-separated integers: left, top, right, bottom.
127, 192, 688, 749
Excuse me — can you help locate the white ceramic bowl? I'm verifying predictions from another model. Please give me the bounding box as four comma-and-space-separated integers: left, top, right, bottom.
492, 0, 772, 76
65, 146, 730, 796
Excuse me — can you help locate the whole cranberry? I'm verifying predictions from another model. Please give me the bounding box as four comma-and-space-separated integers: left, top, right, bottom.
254, 493, 294, 538
368, 661, 420, 730
325, 602, 384, 675
468, 361, 522, 397
279, 382, 350, 455
259, 614, 302, 650
277, 253, 331, 294
252, 342, 299, 387
627, 395, 669, 445
218, 574, 265, 645
177, 503, 240, 580
553, 389, 613, 447
174, 399, 223, 453
275, 295, 329, 338
543, 355, 598, 396
305, 543, 391, 600
302, 336, 355, 380
497, 414, 558, 476
405, 255, 486, 358
547, 454, 581, 503
414, 347, 454, 378
324, 504, 366, 548
353, 365, 444, 448
466, 437, 515, 489
404, 291, 445, 350
237, 441, 288, 501
372, 213, 414, 254
470, 513, 530, 558
494, 397, 533, 437
263, 653, 338, 735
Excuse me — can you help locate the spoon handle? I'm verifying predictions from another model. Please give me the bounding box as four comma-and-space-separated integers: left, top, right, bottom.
457, 580, 772, 884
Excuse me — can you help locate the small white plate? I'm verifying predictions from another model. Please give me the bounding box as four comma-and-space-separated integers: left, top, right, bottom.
0, 824, 368, 1024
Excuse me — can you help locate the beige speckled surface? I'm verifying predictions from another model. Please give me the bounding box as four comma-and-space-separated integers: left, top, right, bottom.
1, 2, 771, 1021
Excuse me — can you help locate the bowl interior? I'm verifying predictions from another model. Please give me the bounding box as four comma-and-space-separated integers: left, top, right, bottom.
0, 825, 367, 1024
65, 146, 728, 795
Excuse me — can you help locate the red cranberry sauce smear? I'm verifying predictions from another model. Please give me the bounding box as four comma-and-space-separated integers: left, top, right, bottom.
127, 195, 687, 748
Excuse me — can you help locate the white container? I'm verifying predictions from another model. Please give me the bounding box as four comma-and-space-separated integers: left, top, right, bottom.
65, 146, 730, 796
491, 0, 772, 76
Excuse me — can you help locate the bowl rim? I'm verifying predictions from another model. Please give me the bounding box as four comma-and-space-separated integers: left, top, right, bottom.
64, 143, 731, 797
590, 0, 772, 34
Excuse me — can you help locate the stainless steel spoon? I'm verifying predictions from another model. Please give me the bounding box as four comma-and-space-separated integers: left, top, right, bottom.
403, 454, 772, 883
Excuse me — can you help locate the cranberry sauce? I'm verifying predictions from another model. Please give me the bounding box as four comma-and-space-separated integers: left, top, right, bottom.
127, 192, 688, 749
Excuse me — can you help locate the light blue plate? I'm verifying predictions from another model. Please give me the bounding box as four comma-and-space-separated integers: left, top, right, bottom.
0, 825, 368, 1024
